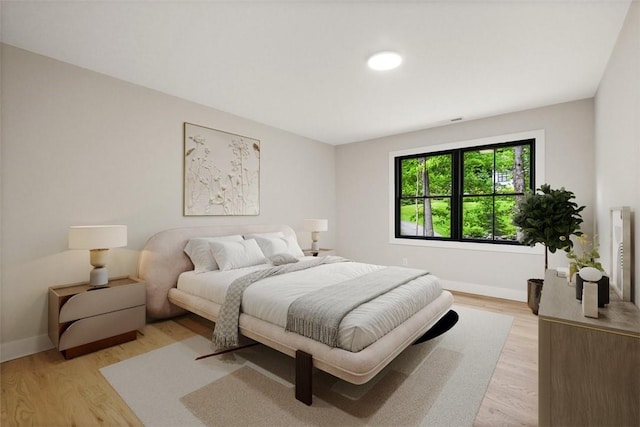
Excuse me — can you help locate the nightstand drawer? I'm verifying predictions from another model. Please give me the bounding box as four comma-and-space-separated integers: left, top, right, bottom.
59, 282, 145, 322
58, 305, 145, 351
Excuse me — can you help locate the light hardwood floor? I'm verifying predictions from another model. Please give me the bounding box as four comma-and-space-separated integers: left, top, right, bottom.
456, 292, 538, 427
1, 292, 538, 426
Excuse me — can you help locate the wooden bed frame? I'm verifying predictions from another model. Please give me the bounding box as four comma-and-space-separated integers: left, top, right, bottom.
138, 224, 454, 405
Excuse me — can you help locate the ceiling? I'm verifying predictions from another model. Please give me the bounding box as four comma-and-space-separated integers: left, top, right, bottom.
1, 1, 631, 145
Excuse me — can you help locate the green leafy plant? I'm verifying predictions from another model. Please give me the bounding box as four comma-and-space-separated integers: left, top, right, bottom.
566, 234, 604, 279
513, 184, 585, 271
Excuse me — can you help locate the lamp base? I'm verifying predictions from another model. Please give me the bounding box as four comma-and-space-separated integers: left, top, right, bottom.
90, 267, 108, 286
311, 241, 320, 251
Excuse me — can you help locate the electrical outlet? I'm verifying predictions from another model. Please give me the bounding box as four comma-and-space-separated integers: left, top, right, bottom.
402, 258, 408, 266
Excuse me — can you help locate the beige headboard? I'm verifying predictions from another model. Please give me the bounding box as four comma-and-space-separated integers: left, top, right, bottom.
138, 224, 297, 319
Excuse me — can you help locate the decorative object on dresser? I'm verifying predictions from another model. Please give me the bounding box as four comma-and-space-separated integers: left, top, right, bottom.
48, 277, 145, 359
512, 184, 585, 314
538, 269, 640, 426
581, 281, 599, 318
575, 266, 609, 308
183, 122, 260, 216
610, 206, 631, 301
303, 218, 328, 251
566, 234, 604, 283
68, 225, 127, 286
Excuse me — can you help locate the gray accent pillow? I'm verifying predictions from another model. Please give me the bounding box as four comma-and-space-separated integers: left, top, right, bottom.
269, 253, 300, 266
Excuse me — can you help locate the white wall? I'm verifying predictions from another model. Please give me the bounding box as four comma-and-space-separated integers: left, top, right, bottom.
0, 44, 336, 361
336, 99, 595, 301
595, 1, 639, 307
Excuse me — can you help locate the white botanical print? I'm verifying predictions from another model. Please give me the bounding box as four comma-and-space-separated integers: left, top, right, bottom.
184, 123, 260, 215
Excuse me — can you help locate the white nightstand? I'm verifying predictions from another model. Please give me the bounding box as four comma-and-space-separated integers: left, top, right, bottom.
48, 277, 145, 359
303, 249, 336, 257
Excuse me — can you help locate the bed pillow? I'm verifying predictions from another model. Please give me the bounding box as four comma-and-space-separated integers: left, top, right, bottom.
209, 239, 267, 271
252, 235, 305, 258
243, 231, 285, 240
268, 253, 300, 266
184, 235, 244, 273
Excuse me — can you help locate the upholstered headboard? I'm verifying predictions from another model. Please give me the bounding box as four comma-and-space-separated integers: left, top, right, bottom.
138, 224, 297, 319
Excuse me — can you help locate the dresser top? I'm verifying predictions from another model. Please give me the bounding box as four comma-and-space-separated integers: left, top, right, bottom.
539, 269, 640, 337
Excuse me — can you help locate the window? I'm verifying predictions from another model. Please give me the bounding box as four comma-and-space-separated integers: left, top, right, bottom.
394, 138, 534, 245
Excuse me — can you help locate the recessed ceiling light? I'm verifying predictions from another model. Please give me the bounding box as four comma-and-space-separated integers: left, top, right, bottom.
367, 51, 402, 71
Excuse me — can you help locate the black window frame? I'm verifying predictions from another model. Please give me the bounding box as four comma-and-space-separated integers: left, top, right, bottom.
394, 138, 536, 245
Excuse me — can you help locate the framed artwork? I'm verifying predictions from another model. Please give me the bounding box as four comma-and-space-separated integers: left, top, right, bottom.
184, 122, 260, 216
610, 206, 631, 301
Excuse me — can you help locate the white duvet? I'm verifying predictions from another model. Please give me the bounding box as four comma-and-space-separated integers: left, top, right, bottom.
177, 257, 442, 352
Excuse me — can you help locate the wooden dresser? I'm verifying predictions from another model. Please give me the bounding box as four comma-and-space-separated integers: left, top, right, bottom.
538, 269, 640, 426
48, 277, 145, 359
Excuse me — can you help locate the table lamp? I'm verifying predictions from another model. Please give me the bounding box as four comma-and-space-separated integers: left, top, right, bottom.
68, 225, 127, 286
303, 219, 328, 251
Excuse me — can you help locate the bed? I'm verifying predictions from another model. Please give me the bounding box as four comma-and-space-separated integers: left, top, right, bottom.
138, 224, 454, 405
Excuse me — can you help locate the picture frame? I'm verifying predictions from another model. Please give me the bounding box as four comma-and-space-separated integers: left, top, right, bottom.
184, 122, 260, 216
609, 206, 631, 301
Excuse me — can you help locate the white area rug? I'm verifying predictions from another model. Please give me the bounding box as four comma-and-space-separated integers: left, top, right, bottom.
100, 306, 512, 426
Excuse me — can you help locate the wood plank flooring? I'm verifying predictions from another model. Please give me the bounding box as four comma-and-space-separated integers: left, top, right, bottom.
1, 292, 538, 426
455, 292, 538, 427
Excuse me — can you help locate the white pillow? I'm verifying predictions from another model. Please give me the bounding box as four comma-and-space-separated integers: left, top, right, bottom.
184, 235, 243, 273
252, 235, 304, 258
209, 239, 267, 271
243, 231, 285, 240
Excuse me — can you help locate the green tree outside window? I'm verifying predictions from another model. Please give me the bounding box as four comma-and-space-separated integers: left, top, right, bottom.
396, 139, 533, 244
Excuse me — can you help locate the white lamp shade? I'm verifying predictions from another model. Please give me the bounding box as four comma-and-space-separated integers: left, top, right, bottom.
68, 225, 127, 249
303, 219, 328, 232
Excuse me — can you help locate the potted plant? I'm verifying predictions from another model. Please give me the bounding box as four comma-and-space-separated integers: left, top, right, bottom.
566, 234, 604, 280
512, 184, 585, 314
566, 234, 609, 305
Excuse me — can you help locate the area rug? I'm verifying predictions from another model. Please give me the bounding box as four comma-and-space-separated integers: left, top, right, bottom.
100, 306, 512, 426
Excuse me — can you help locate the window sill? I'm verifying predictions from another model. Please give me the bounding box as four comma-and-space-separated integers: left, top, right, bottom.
389, 237, 544, 254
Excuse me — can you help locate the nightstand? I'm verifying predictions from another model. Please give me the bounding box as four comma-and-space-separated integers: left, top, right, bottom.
48, 277, 145, 359
303, 249, 336, 257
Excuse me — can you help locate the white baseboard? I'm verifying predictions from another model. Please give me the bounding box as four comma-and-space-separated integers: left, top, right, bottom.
1, 334, 54, 363
442, 279, 527, 303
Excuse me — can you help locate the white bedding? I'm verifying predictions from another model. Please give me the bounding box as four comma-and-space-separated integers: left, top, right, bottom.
177, 257, 442, 352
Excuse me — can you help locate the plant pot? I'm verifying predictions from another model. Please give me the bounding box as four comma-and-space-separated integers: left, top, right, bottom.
576, 274, 610, 307
527, 278, 544, 315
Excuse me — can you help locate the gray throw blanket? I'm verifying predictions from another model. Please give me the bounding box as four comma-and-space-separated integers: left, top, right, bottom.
285, 267, 429, 348
212, 256, 347, 348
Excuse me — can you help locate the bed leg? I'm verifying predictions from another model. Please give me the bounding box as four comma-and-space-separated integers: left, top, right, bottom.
295, 350, 313, 405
